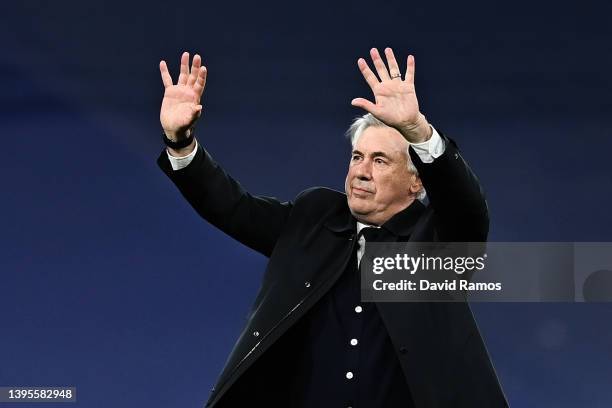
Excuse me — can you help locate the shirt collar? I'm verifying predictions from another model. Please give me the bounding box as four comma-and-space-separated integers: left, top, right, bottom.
324, 199, 426, 238
356, 221, 379, 235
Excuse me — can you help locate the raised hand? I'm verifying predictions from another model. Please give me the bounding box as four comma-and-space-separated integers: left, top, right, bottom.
351, 48, 432, 143
159, 51, 207, 140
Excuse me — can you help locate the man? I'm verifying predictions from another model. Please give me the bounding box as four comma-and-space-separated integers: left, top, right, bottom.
157, 48, 508, 407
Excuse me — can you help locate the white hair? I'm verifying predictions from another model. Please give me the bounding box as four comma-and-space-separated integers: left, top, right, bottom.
345, 113, 427, 201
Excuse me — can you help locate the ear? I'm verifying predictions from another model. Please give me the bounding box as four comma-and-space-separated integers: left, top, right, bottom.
409, 175, 423, 196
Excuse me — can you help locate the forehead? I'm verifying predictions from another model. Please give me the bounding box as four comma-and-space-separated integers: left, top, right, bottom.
354, 126, 408, 157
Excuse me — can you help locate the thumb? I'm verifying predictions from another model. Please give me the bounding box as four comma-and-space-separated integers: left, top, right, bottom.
351, 98, 376, 114
192, 104, 203, 118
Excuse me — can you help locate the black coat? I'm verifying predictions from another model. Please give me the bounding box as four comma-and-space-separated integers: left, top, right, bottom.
157, 133, 509, 408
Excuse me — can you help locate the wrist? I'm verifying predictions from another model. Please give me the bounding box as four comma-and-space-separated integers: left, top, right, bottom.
167, 137, 196, 157
163, 127, 195, 153
398, 113, 432, 144
163, 128, 192, 141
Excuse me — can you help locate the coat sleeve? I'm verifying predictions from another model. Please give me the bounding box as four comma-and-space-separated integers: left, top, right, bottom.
409, 132, 489, 242
157, 143, 292, 257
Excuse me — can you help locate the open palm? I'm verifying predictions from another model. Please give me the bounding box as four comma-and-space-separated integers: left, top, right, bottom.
159, 52, 207, 138
351, 48, 429, 143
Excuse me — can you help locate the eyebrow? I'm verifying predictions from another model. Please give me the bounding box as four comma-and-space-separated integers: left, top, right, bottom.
352, 149, 394, 161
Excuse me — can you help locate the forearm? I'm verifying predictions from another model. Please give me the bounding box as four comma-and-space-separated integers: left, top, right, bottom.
410, 133, 489, 241
157, 143, 292, 256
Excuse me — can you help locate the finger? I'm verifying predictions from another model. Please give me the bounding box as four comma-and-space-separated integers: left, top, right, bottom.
370, 48, 390, 81
188, 54, 201, 87
159, 60, 173, 88
351, 97, 377, 114
193, 66, 207, 102
178, 51, 190, 85
405, 54, 415, 85
191, 104, 204, 124
385, 47, 402, 80
357, 58, 379, 90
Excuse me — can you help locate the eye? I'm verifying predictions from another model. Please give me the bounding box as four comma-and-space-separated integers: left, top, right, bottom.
351, 154, 362, 161
374, 158, 387, 165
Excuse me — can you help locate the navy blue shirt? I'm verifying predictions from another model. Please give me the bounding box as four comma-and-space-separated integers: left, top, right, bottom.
287, 225, 416, 407
219, 201, 426, 408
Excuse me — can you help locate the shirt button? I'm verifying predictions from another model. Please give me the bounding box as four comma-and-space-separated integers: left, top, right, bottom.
354, 306, 363, 313
350, 338, 358, 346
304, 281, 311, 288
345, 371, 354, 379
253, 331, 259, 337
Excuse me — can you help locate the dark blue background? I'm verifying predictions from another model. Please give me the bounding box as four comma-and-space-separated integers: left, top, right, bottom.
2, 1, 611, 406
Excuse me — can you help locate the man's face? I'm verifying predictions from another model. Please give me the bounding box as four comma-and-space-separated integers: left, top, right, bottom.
345, 126, 422, 226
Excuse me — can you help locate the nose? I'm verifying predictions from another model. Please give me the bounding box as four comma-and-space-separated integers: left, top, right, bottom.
354, 158, 372, 181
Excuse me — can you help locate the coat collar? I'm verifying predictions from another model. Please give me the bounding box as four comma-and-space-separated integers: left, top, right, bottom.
324, 199, 426, 238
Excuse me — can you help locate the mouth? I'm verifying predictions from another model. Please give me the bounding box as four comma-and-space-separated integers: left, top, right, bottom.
352, 186, 373, 195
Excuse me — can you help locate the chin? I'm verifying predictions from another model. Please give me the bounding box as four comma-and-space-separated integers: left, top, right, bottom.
347, 201, 371, 217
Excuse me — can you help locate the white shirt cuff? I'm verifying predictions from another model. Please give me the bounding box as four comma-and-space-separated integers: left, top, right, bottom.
167, 140, 199, 171
409, 125, 445, 164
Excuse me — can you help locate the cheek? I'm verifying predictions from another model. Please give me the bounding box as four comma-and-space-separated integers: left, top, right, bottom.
376, 173, 407, 198
345, 167, 357, 186
345, 172, 351, 192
